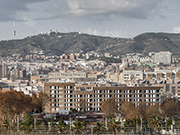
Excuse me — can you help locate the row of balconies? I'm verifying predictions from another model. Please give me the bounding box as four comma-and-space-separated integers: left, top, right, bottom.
64, 95, 73, 98
51, 108, 59, 112
64, 86, 73, 89
50, 95, 63, 98
50, 86, 63, 90
51, 99, 63, 102
64, 90, 73, 94
145, 90, 160, 93
62, 94, 160, 99
145, 99, 160, 102
50, 90, 63, 94
60, 96, 161, 103
94, 90, 159, 94
51, 103, 63, 107
64, 99, 73, 102
64, 103, 73, 107
145, 94, 160, 97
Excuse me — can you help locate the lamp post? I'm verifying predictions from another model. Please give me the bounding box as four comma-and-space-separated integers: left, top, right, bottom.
91, 125, 93, 135
69, 114, 72, 135
140, 117, 142, 135
134, 114, 142, 134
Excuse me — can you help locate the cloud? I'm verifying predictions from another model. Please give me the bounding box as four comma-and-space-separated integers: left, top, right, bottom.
65, 0, 163, 19
0, 0, 165, 22
82, 28, 133, 38
0, 0, 48, 22
172, 27, 180, 33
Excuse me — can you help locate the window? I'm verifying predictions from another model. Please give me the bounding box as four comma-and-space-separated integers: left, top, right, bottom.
55, 86, 59, 89
51, 108, 55, 111
65, 86, 73, 89
146, 90, 149, 93
50, 86, 55, 89
94, 90, 98, 93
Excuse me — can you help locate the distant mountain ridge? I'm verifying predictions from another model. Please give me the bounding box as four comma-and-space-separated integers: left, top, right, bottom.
0, 32, 180, 57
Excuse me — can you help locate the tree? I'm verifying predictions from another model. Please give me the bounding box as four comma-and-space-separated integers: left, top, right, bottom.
0, 91, 49, 132
121, 101, 140, 119
2, 119, 9, 130
57, 119, 67, 134
174, 118, 179, 128
69, 108, 78, 114
82, 120, 87, 133
93, 122, 106, 135
108, 119, 120, 135
148, 115, 162, 132
161, 98, 180, 117
31, 92, 50, 113
136, 101, 148, 119
124, 117, 141, 133
49, 116, 57, 133
19, 113, 33, 132
0, 91, 33, 129
73, 120, 82, 135
166, 117, 172, 127
101, 98, 118, 118
145, 103, 161, 120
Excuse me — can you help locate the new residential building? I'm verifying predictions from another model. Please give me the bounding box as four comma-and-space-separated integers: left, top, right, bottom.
44, 82, 161, 113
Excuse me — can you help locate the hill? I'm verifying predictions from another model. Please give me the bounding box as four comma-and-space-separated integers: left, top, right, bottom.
0, 32, 180, 57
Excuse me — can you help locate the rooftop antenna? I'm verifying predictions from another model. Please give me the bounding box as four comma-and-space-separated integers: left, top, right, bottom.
13, 20, 16, 38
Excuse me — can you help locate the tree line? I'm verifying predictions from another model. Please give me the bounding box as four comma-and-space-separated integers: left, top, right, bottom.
100, 98, 180, 133
0, 91, 49, 132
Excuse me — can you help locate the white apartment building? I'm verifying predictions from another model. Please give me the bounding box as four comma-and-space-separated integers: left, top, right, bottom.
123, 70, 143, 81
154, 51, 172, 65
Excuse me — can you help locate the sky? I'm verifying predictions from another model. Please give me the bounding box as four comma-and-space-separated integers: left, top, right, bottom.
0, 0, 180, 40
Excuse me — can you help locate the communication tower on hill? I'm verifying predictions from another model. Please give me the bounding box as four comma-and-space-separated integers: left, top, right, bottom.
13, 20, 16, 38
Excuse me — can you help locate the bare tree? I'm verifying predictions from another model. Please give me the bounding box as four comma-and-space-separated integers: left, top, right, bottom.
161, 98, 180, 117
101, 98, 118, 118
145, 103, 161, 120
121, 101, 140, 119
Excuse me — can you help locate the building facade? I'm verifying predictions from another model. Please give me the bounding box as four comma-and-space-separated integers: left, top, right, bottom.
48, 71, 87, 82
44, 83, 161, 113
154, 51, 172, 65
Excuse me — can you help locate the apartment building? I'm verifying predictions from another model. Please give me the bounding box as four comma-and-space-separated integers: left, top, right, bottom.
154, 51, 172, 65
143, 83, 180, 101
144, 69, 176, 80
0, 62, 8, 79
48, 71, 86, 82
44, 83, 161, 114
123, 70, 143, 81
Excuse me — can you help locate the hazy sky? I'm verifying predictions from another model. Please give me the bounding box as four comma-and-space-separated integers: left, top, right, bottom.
0, 0, 180, 40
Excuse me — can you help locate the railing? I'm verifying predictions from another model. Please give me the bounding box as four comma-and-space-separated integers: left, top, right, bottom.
1, 126, 180, 135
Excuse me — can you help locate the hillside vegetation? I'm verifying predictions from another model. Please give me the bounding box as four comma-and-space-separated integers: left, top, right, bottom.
1, 32, 180, 57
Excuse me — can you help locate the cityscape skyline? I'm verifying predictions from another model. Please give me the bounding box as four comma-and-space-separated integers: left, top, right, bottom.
0, 0, 180, 40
